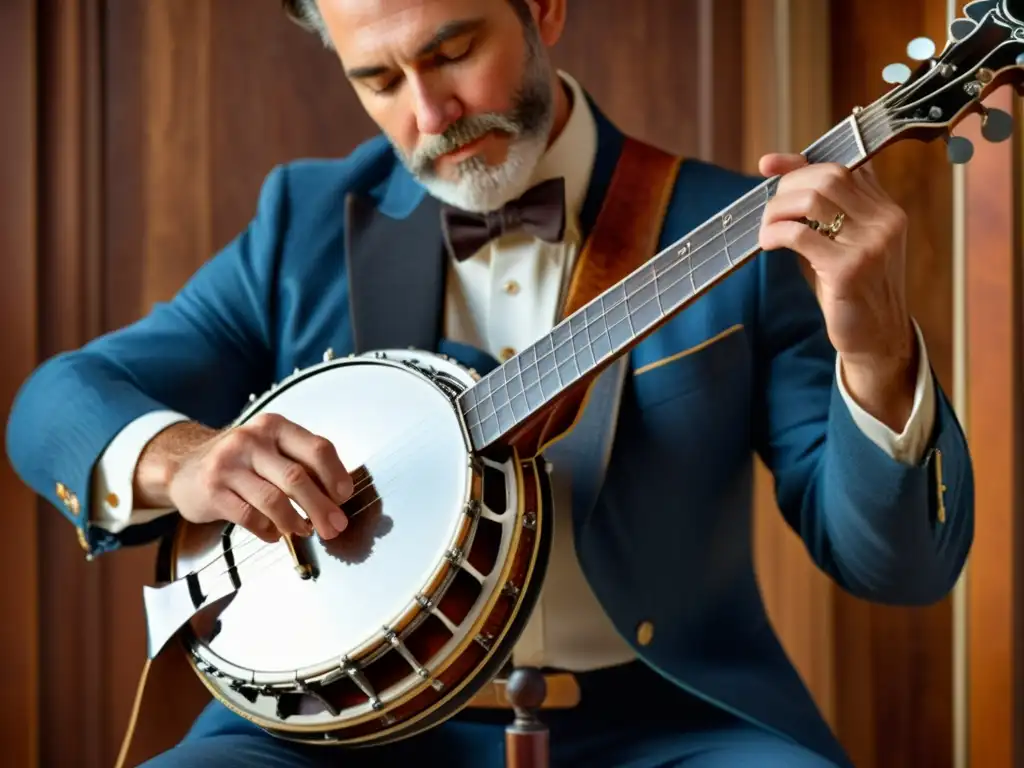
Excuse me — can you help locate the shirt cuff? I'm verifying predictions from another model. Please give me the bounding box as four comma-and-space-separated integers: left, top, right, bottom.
90, 410, 190, 533
836, 318, 936, 466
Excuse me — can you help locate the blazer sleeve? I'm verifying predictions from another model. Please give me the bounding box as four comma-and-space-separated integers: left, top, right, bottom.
5, 165, 291, 559
752, 246, 974, 606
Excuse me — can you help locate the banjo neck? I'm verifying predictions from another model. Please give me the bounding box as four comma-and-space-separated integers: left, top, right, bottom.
456, 113, 885, 453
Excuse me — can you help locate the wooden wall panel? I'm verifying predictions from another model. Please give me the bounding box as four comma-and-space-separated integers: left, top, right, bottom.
552, 0, 743, 168
0, 2, 40, 767
828, 2, 958, 767
35, 3, 108, 765
744, 0, 837, 724
963, 84, 1023, 768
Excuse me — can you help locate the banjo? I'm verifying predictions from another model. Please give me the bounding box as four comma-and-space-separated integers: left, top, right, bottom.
141, 1, 1024, 749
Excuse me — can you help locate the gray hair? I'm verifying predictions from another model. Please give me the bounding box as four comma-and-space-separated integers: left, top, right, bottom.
281, 0, 534, 48
281, 0, 332, 47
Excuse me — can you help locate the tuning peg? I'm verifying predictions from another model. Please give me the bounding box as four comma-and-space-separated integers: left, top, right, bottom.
882, 63, 912, 84
950, 19, 977, 40
906, 37, 936, 61
963, 0, 996, 22
945, 135, 975, 164
980, 107, 1014, 142
1017, 52, 1024, 66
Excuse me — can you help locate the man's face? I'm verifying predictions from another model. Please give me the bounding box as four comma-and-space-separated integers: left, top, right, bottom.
318, 0, 560, 212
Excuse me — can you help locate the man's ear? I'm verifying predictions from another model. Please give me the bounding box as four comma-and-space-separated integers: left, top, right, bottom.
524, 0, 567, 47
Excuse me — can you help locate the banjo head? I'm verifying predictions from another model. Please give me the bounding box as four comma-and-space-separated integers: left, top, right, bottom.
161, 350, 551, 745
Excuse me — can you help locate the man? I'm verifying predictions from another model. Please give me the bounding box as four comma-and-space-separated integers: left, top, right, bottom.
5, 0, 972, 766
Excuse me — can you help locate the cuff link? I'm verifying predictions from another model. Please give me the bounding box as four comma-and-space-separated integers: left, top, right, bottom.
56, 482, 81, 518
935, 449, 947, 524
76, 526, 93, 559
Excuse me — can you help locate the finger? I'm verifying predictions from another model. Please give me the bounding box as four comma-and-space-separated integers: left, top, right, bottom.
251, 448, 348, 540
774, 163, 873, 220
762, 188, 852, 234
759, 152, 808, 177
232, 470, 314, 538
759, 220, 845, 262
275, 422, 354, 503
218, 490, 282, 543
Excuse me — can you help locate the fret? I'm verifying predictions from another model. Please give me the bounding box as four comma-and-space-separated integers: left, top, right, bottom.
690, 239, 734, 292
584, 299, 613, 361
726, 216, 762, 260
458, 111, 895, 450
569, 311, 596, 371
623, 263, 664, 336
804, 119, 868, 168
550, 320, 578, 387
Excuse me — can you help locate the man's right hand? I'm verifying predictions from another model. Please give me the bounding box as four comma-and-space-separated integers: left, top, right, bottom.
134, 414, 354, 542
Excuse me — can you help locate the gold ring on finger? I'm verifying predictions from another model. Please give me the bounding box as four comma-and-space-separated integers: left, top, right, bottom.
824, 211, 845, 240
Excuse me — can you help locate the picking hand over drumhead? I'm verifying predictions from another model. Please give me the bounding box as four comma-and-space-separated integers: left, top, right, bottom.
133, 413, 354, 542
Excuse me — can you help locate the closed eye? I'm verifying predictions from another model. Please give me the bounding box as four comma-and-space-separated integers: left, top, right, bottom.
348, 19, 483, 97
368, 40, 475, 97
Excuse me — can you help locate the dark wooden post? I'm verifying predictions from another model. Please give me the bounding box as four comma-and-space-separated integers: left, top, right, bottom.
504, 668, 549, 768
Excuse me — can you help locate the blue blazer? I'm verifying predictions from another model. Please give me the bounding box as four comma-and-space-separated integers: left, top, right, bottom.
6, 97, 972, 766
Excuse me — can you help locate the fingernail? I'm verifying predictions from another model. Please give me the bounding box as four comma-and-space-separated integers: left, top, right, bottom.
329, 511, 348, 533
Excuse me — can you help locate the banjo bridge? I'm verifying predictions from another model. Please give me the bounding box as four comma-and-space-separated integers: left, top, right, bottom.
283, 533, 317, 581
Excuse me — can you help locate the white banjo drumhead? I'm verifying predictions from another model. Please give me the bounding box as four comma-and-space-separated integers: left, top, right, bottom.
178, 359, 472, 676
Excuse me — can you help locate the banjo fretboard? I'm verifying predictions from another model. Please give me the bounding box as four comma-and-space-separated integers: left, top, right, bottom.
457, 112, 894, 451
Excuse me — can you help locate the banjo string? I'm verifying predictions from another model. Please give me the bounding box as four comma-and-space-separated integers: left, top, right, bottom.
457, 100, 903, 429
188, 408, 450, 578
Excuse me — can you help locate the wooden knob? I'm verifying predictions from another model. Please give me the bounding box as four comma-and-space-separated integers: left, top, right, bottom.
504, 668, 549, 768
506, 667, 547, 717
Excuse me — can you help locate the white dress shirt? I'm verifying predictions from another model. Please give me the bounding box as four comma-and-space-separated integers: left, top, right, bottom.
91, 71, 937, 671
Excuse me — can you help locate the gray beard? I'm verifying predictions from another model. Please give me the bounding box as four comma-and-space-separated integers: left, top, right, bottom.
392, 34, 556, 213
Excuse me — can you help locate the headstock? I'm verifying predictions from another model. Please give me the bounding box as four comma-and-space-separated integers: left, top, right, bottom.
858, 0, 1024, 164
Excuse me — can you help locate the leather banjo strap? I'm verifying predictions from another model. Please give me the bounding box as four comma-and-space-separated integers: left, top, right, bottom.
528, 136, 683, 454
562, 138, 682, 319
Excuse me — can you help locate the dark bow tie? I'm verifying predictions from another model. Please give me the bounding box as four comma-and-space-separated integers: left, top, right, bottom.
441, 177, 567, 262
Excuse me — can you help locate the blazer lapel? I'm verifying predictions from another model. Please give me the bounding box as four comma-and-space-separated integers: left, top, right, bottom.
344, 190, 446, 354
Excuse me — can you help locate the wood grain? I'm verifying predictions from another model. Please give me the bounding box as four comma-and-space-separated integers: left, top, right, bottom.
744, 0, 836, 726
828, 2, 958, 766
0, 2, 40, 766
34, 3, 107, 764
963, 84, 1023, 768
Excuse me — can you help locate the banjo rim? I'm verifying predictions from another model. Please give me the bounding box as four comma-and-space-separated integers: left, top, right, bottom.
164, 452, 547, 741
157, 351, 551, 741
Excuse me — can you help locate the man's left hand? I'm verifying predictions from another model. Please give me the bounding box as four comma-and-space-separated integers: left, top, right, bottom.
758, 153, 918, 433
